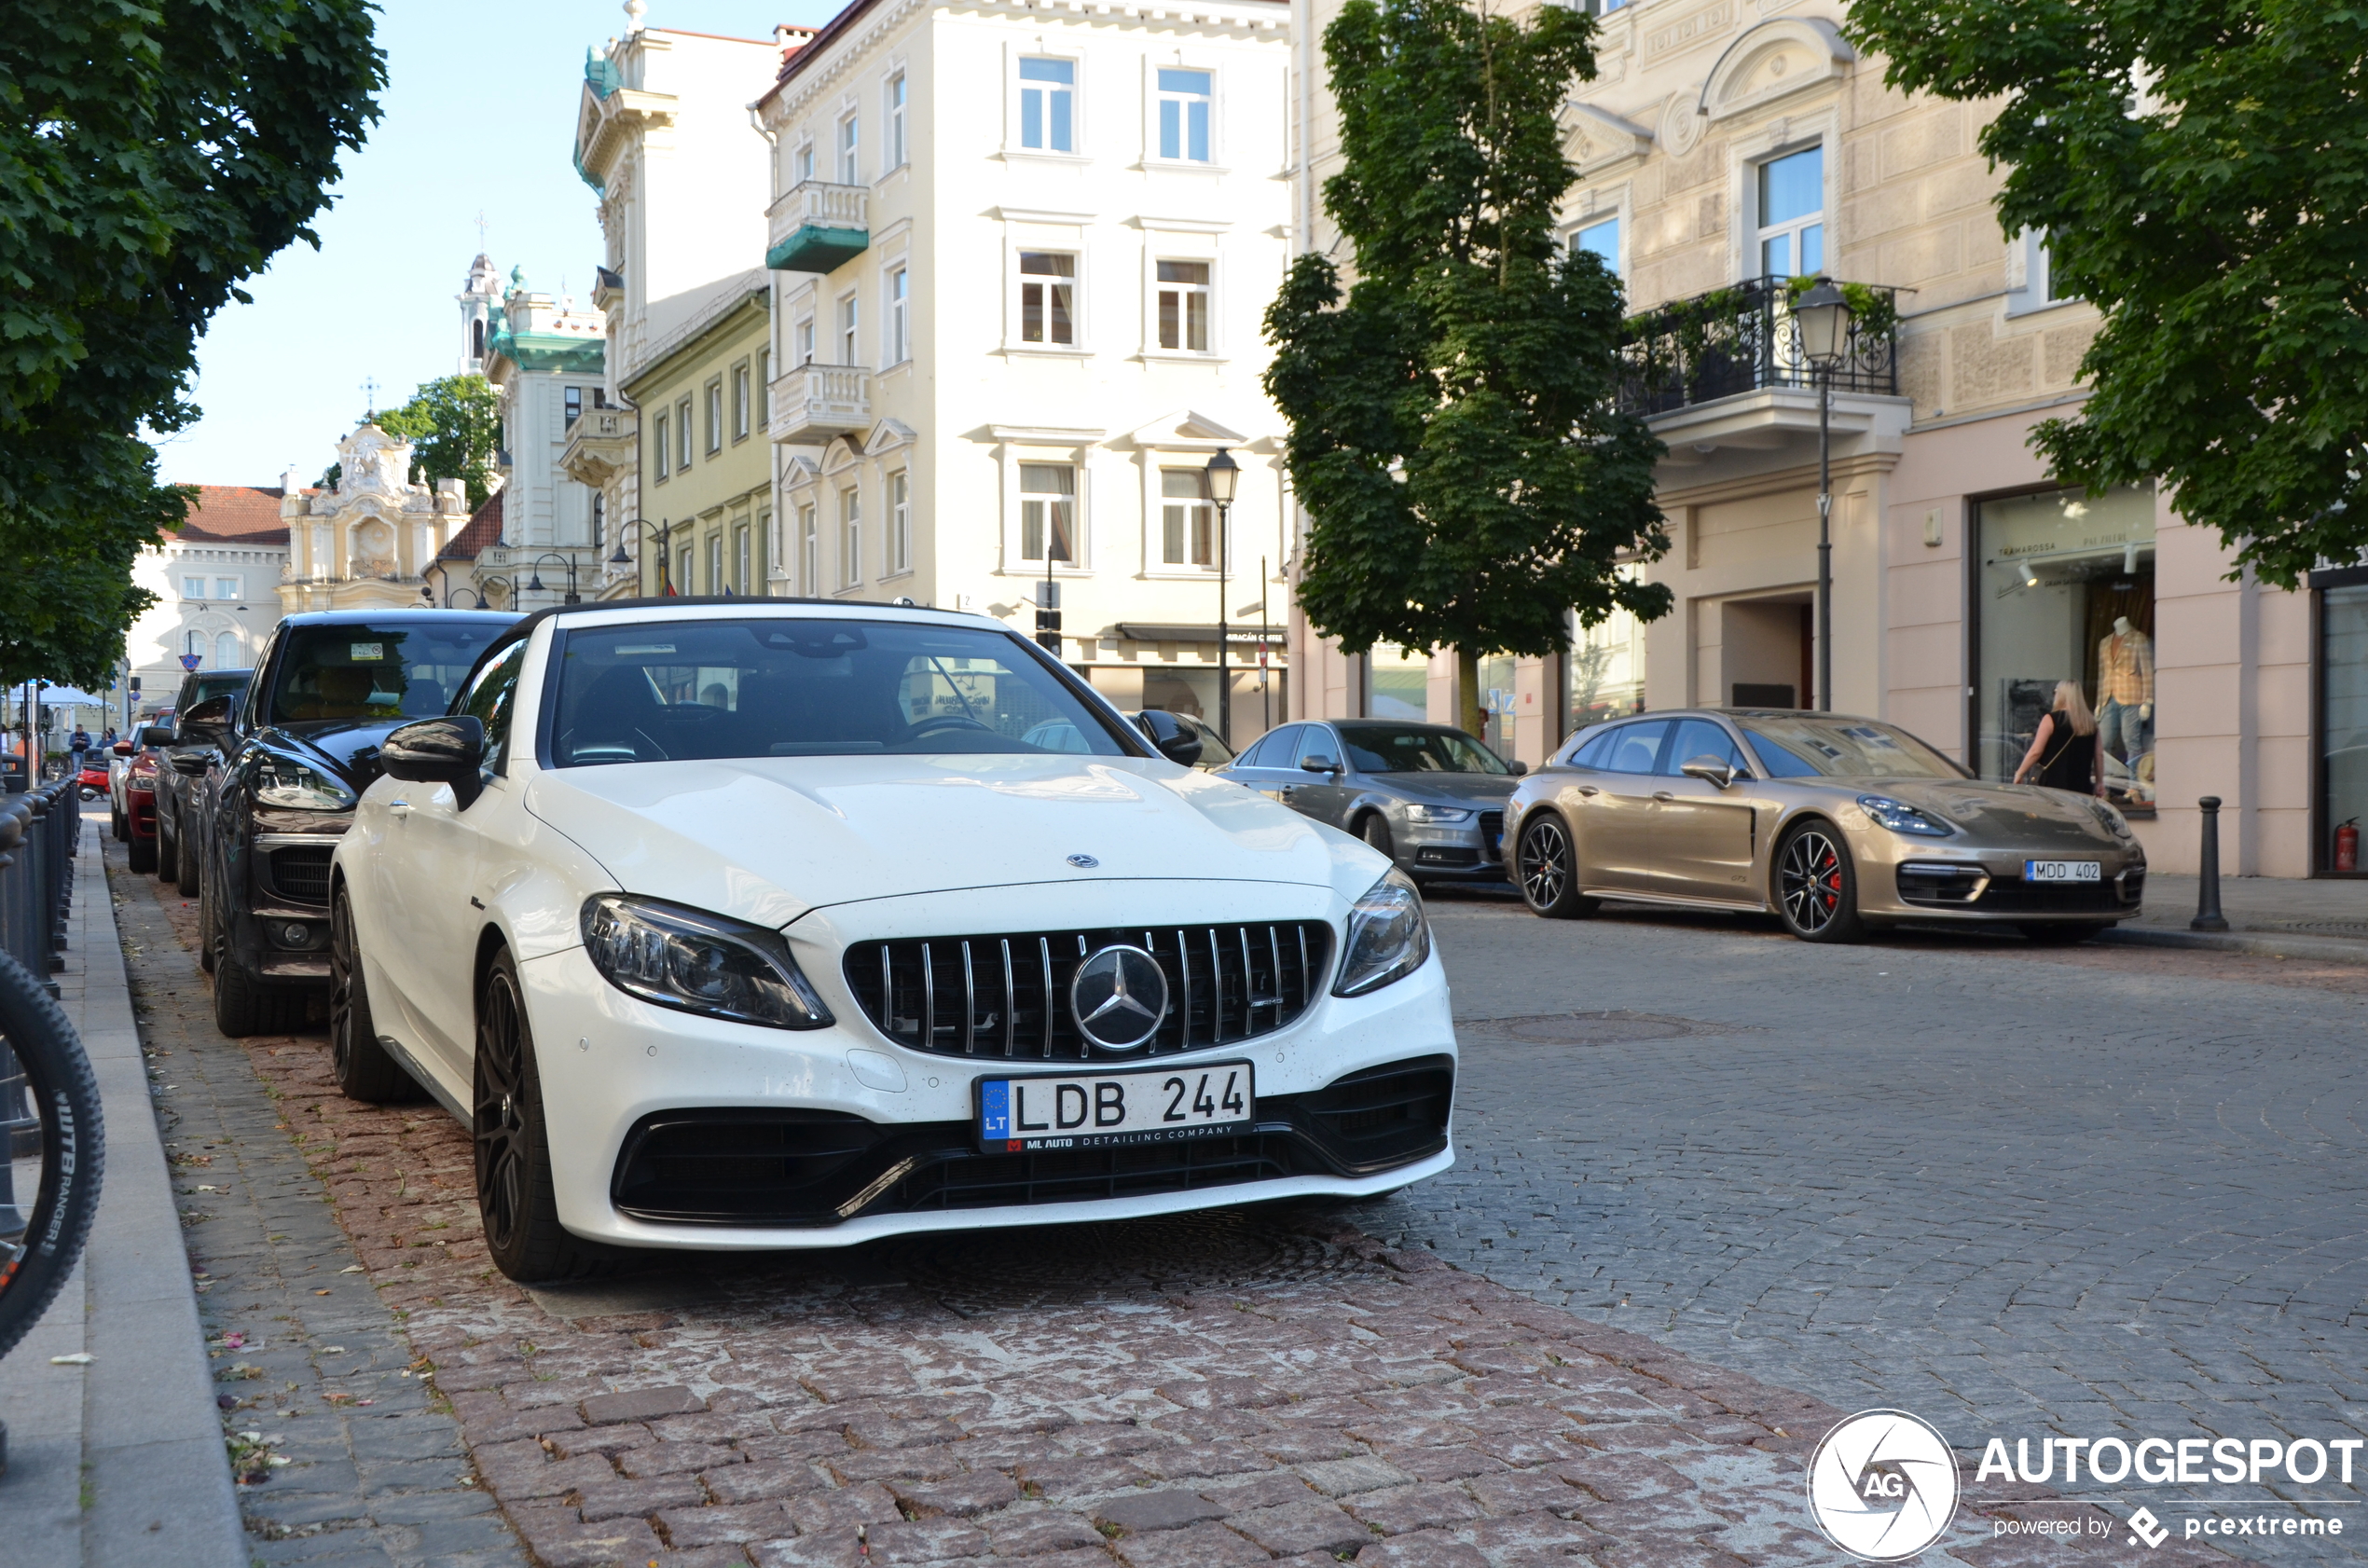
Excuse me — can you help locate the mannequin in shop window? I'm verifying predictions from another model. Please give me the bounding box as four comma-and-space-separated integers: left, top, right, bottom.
2012, 680, 2102, 795
2097, 615, 2154, 799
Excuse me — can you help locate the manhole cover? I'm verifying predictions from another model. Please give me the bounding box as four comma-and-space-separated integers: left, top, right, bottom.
1459, 1010, 1713, 1045
876, 1209, 1377, 1314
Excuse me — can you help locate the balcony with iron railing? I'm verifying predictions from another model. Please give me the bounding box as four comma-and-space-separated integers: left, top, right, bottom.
767, 364, 873, 442
1617, 275, 1899, 415
765, 181, 869, 275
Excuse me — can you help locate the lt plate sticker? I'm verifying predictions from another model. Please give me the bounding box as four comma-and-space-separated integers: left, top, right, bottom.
979, 1063, 1252, 1152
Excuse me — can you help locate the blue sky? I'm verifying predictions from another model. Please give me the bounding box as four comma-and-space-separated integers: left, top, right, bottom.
156, 0, 838, 487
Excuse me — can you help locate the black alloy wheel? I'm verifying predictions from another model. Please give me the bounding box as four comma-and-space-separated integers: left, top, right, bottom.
155, 810, 178, 885
329, 887, 420, 1103
1775, 820, 1864, 942
174, 808, 201, 897
1516, 813, 1598, 919
473, 950, 610, 1283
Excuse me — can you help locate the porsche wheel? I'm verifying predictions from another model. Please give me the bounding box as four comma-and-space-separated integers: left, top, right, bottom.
1516, 812, 1598, 919
1775, 819, 1864, 942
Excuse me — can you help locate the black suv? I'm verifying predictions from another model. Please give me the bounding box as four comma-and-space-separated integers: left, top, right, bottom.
181, 609, 516, 1035
155, 667, 254, 895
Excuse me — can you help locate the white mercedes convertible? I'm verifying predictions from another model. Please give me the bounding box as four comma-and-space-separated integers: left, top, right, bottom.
328, 600, 1455, 1281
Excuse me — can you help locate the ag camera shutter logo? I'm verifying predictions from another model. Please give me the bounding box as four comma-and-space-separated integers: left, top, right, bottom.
1808, 1410, 1962, 1561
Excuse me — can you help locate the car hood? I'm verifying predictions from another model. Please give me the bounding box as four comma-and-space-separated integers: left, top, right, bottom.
265, 721, 414, 791
524, 753, 1377, 929
1371, 774, 1518, 806
1857, 777, 2130, 852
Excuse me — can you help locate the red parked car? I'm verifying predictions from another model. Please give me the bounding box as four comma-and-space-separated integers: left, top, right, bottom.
124, 736, 165, 873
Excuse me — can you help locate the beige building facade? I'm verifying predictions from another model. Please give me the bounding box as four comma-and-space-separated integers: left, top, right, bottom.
1285, 0, 2361, 879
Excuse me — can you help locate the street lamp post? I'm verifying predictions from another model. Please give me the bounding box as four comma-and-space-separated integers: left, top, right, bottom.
526, 552, 582, 605
1204, 448, 1241, 746
608, 519, 673, 597
1792, 279, 1854, 714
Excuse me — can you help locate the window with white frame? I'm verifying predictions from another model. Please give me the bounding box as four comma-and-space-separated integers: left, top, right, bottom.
1573, 215, 1621, 277
759, 510, 774, 589
758, 350, 770, 420
736, 524, 751, 593
706, 380, 723, 453
840, 488, 862, 586
678, 544, 693, 593
654, 413, 670, 479
1157, 69, 1212, 162
888, 73, 907, 168
1019, 252, 1077, 345
796, 142, 815, 184
1019, 463, 1077, 564
1161, 469, 1215, 567
214, 576, 241, 600
800, 502, 819, 592
709, 534, 724, 596
796, 316, 816, 365
733, 364, 750, 440
564, 386, 584, 426
677, 398, 694, 469
839, 295, 860, 364
1155, 260, 1210, 351
888, 267, 910, 364
888, 470, 912, 573
1755, 145, 1824, 278
182, 574, 206, 599
838, 115, 860, 184
2008, 228, 2076, 314
1020, 58, 1075, 152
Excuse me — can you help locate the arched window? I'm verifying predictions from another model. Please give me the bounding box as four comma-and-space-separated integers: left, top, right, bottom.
472, 318, 486, 358
215, 631, 239, 668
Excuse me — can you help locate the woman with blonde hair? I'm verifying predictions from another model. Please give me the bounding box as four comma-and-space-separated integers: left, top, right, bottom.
2013, 680, 2101, 794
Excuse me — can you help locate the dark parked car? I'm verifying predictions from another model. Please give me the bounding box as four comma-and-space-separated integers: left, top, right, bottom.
155, 668, 253, 895
1217, 720, 1523, 886
184, 609, 516, 1035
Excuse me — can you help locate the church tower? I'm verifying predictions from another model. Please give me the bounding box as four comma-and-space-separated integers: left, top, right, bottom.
457, 253, 502, 375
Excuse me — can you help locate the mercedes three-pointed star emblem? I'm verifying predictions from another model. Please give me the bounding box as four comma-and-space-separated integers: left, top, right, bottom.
1068, 944, 1170, 1051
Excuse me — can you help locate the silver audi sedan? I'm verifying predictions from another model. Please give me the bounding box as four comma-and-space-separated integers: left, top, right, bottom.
1218, 720, 1523, 886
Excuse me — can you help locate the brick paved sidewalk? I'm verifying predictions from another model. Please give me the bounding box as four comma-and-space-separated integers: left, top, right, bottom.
117, 861, 2220, 1567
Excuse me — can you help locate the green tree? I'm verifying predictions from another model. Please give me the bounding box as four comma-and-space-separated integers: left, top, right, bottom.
0, 0, 383, 686
1264, 0, 1670, 736
379, 374, 503, 510
1847, 0, 2368, 587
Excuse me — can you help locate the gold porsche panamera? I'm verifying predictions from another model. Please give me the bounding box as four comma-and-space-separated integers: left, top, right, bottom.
1502, 709, 2146, 942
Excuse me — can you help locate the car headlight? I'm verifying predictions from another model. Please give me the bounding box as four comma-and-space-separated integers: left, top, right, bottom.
1402, 804, 1474, 823
581, 894, 834, 1030
1856, 794, 1952, 838
2086, 799, 2135, 839
255, 755, 357, 812
1333, 869, 1432, 997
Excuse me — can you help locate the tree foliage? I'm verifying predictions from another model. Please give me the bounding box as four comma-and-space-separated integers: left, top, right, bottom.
1848, 0, 2368, 586
379, 375, 503, 510
1264, 0, 1670, 733
0, 0, 384, 685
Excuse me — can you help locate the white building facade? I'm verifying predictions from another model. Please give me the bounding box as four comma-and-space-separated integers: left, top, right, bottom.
478, 268, 610, 608
123, 487, 293, 712
755, 0, 1297, 746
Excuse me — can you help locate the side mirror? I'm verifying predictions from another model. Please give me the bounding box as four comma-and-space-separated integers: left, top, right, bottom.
1299, 753, 1341, 776
1507, 760, 1528, 777
1679, 755, 1740, 790
381, 715, 488, 806
137, 726, 176, 749
111, 741, 133, 757
177, 694, 235, 750
170, 752, 210, 777
1133, 710, 1205, 768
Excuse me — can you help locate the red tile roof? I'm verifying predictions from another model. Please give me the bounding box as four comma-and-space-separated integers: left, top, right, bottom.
441, 490, 504, 562
175, 485, 293, 545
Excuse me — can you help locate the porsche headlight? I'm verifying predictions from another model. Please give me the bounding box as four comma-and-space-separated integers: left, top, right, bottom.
581, 895, 833, 1030
1333, 869, 1432, 997
1402, 804, 1474, 823
255, 754, 357, 812
2086, 799, 2135, 839
1856, 794, 1951, 838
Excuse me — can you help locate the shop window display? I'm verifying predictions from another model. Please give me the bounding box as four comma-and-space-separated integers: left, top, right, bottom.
2320, 577, 2368, 873
1479, 653, 1517, 754
1565, 606, 1646, 734
1975, 485, 2156, 812
1369, 645, 1429, 722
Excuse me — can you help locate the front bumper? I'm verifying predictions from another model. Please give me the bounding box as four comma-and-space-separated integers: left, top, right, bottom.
1397, 809, 1508, 882
516, 935, 1458, 1250
1878, 855, 2145, 924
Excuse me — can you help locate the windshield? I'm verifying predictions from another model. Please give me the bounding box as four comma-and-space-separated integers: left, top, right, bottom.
268, 623, 507, 725
1336, 724, 1511, 776
549, 618, 1133, 765
1737, 716, 1968, 779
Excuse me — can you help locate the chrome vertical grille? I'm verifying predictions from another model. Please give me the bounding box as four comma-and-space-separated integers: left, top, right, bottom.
842, 922, 1334, 1061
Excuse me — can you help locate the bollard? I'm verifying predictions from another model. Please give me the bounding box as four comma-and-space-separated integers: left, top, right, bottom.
2191, 795, 2230, 932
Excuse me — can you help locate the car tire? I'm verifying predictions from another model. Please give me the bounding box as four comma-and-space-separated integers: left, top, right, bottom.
1774, 818, 1865, 943
198, 876, 218, 973
212, 942, 305, 1038
2019, 922, 2100, 946
174, 812, 202, 897
155, 815, 178, 885
1359, 813, 1396, 862
329, 886, 422, 1103
126, 828, 157, 875
475, 949, 614, 1284
1515, 812, 1599, 918
111, 804, 126, 842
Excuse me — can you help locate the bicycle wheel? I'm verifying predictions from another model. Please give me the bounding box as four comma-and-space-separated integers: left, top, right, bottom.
0, 950, 105, 1364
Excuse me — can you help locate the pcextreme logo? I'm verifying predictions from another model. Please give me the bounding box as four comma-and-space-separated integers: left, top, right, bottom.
1808, 1410, 1963, 1561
